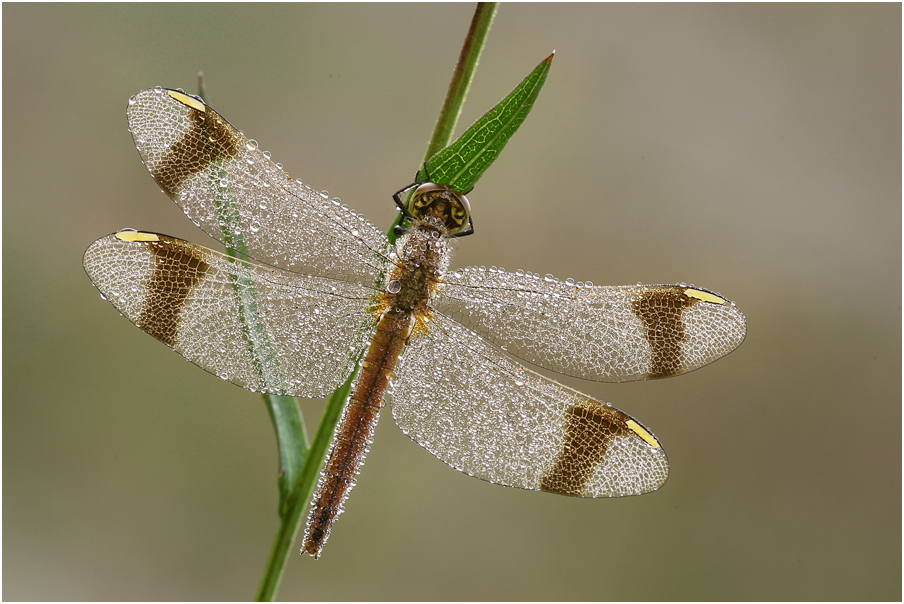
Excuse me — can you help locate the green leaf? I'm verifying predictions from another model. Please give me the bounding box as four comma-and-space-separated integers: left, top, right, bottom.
263, 395, 308, 517
197, 94, 309, 513
421, 52, 554, 194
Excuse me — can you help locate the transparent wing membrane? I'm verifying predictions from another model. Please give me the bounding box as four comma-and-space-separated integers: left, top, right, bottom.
436, 267, 746, 382
84, 232, 377, 397
390, 313, 669, 497
127, 88, 394, 283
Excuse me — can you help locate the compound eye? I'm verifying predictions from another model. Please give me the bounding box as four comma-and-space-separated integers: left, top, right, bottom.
408, 182, 471, 235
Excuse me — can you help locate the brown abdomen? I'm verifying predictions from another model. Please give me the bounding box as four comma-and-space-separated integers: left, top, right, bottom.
301, 310, 413, 558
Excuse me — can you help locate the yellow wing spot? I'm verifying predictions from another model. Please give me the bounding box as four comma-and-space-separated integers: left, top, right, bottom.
166, 89, 207, 113
115, 230, 160, 242
684, 288, 727, 305
626, 419, 660, 448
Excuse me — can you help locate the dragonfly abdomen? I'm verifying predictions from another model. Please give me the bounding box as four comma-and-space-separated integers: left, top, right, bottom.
302, 220, 450, 558
302, 309, 415, 558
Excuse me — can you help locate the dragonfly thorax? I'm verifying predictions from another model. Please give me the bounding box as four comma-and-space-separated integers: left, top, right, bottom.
408, 182, 471, 236
385, 221, 450, 316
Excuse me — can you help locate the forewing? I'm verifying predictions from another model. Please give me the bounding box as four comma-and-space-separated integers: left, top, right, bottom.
436, 267, 746, 382
84, 231, 377, 397
127, 87, 393, 283
389, 314, 669, 497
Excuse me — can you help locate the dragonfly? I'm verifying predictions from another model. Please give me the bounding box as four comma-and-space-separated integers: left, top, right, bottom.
84, 87, 747, 558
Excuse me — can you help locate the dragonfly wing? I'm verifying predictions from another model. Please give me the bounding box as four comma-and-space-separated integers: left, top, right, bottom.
389, 313, 668, 497
127, 87, 393, 283
84, 231, 377, 397
436, 268, 746, 382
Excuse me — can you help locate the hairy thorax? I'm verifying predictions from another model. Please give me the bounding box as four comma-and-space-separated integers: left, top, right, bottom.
381, 216, 451, 327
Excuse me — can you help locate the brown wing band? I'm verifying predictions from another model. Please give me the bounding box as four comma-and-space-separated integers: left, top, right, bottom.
632, 289, 698, 379
139, 238, 211, 347
540, 399, 629, 496
150, 105, 241, 198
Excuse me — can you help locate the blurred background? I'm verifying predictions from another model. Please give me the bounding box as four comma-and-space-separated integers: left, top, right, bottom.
4, 4, 900, 600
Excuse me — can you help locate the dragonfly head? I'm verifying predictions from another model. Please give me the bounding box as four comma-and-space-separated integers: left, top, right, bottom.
408, 182, 471, 236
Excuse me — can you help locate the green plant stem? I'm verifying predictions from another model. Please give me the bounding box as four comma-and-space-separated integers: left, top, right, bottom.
425, 2, 498, 161
389, 1, 498, 241
255, 3, 499, 600
255, 373, 355, 601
